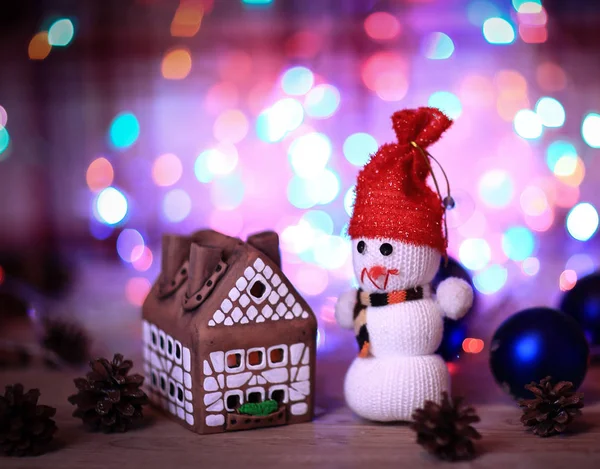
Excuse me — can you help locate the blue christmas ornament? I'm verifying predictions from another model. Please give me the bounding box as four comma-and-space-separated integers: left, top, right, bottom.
490, 307, 589, 399
432, 257, 476, 362
559, 271, 600, 349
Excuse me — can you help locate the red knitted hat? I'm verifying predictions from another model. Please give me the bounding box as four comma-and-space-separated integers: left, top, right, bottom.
347, 107, 452, 254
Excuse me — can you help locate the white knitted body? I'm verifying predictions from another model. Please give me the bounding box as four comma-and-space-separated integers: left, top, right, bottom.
337, 237, 471, 422
344, 354, 449, 422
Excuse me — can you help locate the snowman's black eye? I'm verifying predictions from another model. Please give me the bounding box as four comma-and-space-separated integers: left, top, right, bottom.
380, 243, 393, 256
357, 241, 366, 254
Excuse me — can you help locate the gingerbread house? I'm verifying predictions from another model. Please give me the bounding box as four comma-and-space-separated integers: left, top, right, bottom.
141, 229, 317, 434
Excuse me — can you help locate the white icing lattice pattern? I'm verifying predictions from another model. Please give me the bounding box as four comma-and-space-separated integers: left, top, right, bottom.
142, 320, 195, 425
210, 257, 310, 327
202, 342, 311, 426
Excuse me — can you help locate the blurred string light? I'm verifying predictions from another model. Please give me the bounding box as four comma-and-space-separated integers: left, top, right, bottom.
116, 229, 145, 263
207, 144, 239, 176
280, 66, 314, 95
28, 32, 51, 60
132, 246, 153, 272
86, 157, 114, 192
460, 75, 494, 108
462, 338, 484, 354
512, 0, 541, 10
535, 97, 565, 128
363, 12, 401, 41
304, 84, 340, 119
344, 186, 356, 217
467, 0, 501, 26
555, 157, 585, 187
95, 187, 128, 225
194, 150, 214, 183
162, 48, 192, 80
0, 128, 10, 158
536, 62, 567, 92
343, 133, 378, 166
0, 105, 6, 129
109, 112, 140, 150
361, 51, 408, 101
163, 188, 192, 222
520, 185, 548, 216
293, 264, 329, 296
565, 253, 596, 277
171, 0, 204, 37
459, 238, 491, 271
483, 18, 516, 45
517, 2, 548, 44
428, 91, 462, 118
502, 226, 535, 261
210, 173, 245, 210
478, 169, 514, 208
241, 0, 274, 5
300, 210, 333, 235
513, 109, 543, 139
524, 207, 555, 233
213, 109, 249, 143
521, 257, 540, 276
473, 264, 508, 294
48, 19, 74, 47
566, 203, 599, 241
421, 32, 454, 60
582, 113, 600, 148
559, 270, 578, 292
152, 153, 183, 187
546, 140, 577, 172
287, 170, 340, 209
256, 98, 304, 142
125, 277, 151, 307
313, 235, 350, 270
288, 132, 331, 178
205, 82, 239, 114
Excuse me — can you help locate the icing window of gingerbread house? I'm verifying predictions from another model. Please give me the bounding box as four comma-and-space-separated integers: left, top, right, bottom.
250, 280, 266, 298
225, 350, 245, 372
270, 388, 286, 404
248, 392, 262, 403
225, 391, 243, 411
269, 347, 285, 365
248, 350, 264, 367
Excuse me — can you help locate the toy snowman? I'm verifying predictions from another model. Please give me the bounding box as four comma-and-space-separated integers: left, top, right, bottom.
335, 107, 474, 422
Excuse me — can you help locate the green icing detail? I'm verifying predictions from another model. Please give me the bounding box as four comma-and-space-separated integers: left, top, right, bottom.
237, 400, 279, 416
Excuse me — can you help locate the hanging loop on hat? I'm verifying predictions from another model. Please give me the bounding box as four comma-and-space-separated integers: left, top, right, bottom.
410, 141, 453, 264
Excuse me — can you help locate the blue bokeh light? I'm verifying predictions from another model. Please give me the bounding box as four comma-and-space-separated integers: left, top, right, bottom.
422, 32, 455, 60
473, 264, 508, 295
109, 112, 140, 150
502, 226, 535, 261
482, 17, 516, 45
566, 203, 599, 241
281, 66, 314, 95
546, 140, 577, 172
343, 133, 378, 167
428, 91, 462, 119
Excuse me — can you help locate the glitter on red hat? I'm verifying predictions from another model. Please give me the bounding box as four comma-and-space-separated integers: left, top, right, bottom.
348, 107, 452, 254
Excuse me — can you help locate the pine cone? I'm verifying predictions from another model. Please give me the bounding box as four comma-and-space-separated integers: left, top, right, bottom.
0, 384, 57, 456
410, 392, 481, 461
68, 354, 148, 432
519, 376, 584, 437
41, 317, 90, 367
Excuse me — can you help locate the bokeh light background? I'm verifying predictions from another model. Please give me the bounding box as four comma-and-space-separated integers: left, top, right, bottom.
1, 0, 600, 355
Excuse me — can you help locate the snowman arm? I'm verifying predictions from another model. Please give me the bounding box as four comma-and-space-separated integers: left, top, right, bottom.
335, 289, 358, 329
435, 277, 474, 320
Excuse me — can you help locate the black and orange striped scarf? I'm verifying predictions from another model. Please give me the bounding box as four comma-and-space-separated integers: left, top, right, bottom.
352, 287, 424, 358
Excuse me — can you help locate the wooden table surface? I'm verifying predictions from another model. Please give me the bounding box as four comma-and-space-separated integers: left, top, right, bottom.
1, 261, 600, 469
2, 350, 600, 468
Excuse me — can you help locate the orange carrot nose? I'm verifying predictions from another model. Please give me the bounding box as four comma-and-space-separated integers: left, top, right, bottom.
368, 265, 387, 279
